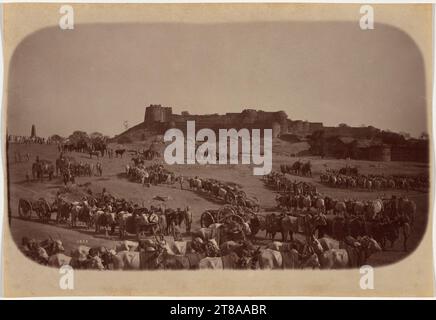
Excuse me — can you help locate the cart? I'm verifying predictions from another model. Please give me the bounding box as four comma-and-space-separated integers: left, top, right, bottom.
18, 198, 52, 223
200, 205, 261, 237
124, 215, 161, 241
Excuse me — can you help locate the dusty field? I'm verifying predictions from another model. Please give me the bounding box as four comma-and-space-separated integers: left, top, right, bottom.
6, 143, 430, 268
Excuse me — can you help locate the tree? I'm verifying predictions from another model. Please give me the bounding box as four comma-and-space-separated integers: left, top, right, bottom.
68, 131, 89, 145
49, 134, 64, 144
90, 132, 104, 142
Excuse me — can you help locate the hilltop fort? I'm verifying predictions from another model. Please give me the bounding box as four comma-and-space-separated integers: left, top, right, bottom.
114, 104, 428, 162
139, 104, 378, 138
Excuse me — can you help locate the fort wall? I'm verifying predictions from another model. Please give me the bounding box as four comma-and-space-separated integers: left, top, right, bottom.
142, 104, 385, 139
144, 104, 292, 136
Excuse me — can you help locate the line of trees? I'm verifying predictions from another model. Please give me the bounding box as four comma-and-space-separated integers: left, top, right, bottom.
49, 131, 110, 146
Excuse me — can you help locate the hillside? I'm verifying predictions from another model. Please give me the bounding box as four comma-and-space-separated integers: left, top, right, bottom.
113, 121, 311, 156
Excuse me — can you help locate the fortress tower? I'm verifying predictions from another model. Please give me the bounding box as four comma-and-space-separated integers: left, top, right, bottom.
144, 104, 173, 124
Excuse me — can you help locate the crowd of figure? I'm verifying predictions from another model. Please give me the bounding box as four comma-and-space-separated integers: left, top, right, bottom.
8, 135, 50, 144
54, 153, 103, 186
14, 151, 31, 163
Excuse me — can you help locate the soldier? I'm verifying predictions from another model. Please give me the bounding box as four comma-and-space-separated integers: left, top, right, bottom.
184, 205, 192, 233
389, 195, 399, 221
179, 175, 184, 190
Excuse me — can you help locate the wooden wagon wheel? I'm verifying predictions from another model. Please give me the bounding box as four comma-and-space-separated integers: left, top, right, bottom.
237, 190, 247, 198
223, 213, 245, 226
222, 214, 249, 241
18, 198, 32, 219
200, 210, 216, 228
217, 206, 236, 223
225, 191, 236, 204
244, 196, 260, 212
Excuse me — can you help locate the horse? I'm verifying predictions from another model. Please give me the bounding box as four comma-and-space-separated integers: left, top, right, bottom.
89, 150, 100, 159
115, 149, 126, 158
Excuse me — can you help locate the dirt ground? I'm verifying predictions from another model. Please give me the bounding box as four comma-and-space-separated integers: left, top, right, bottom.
6, 143, 430, 267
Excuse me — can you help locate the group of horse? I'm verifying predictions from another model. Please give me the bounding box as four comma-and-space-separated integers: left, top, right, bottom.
280, 160, 312, 177
262, 170, 417, 252
54, 156, 103, 186
31, 158, 55, 182
264, 171, 318, 195
53, 189, 194, 239
188, 177, 260, 211
21, 226, 382, 270
263, 197, 414, 251
56, 156, 102, 177
59, 140, 128, 159
130, 148, 160, 163
320, 170, 428, 191
20, 176, 415, 270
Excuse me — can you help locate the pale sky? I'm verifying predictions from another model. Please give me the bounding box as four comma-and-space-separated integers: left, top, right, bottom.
7, 22, 427, 138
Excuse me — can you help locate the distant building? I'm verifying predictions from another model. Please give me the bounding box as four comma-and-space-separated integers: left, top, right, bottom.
323, 137, 392, 161
391, 139, 429, 163
324, 136, 355, 159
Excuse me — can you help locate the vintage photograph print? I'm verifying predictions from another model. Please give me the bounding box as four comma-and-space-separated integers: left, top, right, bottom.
1, 3, 434, 297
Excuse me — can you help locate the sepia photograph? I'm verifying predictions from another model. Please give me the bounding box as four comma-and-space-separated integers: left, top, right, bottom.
1, 3, 433, 297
